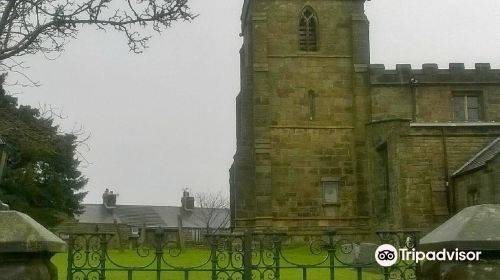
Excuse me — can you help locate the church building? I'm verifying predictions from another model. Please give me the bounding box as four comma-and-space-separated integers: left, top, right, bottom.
230, 0, 500, 234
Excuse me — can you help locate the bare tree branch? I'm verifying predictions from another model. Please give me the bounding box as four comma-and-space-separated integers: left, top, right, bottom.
194, 191, 230, 234
0, 0, 195, 74
37, 102, 67, 119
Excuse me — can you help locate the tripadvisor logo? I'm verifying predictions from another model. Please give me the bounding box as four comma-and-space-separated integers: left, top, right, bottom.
375, 244, 398, 267
374, 244, 482, 267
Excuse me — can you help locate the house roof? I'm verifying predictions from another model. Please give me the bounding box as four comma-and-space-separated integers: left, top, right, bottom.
452, 137, 500, 177
76, 204, 230, 229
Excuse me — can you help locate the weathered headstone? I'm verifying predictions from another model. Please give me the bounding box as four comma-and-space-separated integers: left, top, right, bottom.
334, 242, 377, 266
355, 243, 377, 265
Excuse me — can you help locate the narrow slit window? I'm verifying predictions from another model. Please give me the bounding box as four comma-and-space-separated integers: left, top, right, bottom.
299, 7, 318, 51
308, 90, 316, 121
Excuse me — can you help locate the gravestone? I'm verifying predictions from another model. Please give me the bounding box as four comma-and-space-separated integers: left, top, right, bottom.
356, 243, 377, 264
334, 242, 377, 266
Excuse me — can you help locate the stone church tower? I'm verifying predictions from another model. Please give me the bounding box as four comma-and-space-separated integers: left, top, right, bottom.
231, 0, 500, 235
230, 0, 372, 232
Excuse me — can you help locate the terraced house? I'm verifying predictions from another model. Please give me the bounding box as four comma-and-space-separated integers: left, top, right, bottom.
229, 0, 500, 234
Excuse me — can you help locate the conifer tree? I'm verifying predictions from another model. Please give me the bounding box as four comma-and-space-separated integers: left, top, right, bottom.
0, 76, 86, 226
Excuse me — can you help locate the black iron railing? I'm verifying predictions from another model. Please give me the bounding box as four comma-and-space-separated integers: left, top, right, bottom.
65, 229, 419, 280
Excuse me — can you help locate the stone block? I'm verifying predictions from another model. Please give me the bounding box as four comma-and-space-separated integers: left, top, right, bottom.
449, 63, 465, 71
0, 211, 66, 280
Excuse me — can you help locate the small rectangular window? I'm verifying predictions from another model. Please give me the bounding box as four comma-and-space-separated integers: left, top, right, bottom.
131, 227, 140, 235
453, 93, 482, 122
322, 178, 340, 204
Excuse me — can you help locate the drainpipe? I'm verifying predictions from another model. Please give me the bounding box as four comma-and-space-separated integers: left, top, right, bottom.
441, 128, 452, 215
450, 177, 456, 214
409, 78, 419, 122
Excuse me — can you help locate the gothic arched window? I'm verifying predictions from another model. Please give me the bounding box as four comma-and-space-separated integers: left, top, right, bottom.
299, 7, 318, 51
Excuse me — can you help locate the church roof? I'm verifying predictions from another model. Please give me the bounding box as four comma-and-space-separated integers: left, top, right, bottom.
453, 137, 500, 177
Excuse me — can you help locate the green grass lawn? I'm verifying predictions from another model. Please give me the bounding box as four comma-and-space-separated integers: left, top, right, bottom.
52, 247, 385, 280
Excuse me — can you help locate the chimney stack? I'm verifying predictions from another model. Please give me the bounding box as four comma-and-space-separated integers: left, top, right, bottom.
181, 190, 194, 211
102, 188, 118, 209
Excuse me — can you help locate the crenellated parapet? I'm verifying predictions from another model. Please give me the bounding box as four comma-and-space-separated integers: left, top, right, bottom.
369, 63, 500, 85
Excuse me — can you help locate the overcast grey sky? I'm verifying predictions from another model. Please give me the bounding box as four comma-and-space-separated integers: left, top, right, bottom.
8, 0, 500, 206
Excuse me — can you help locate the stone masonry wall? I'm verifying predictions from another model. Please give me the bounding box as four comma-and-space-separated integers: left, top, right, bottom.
370, 63, 500, 123
270, 128, 355, 221
232, 0, 370, 232
231, 0, 255, 229
454, 155, 500, 211
368, 120, 500, 232
367, 64, 500, 231
397, 131, 496, 230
